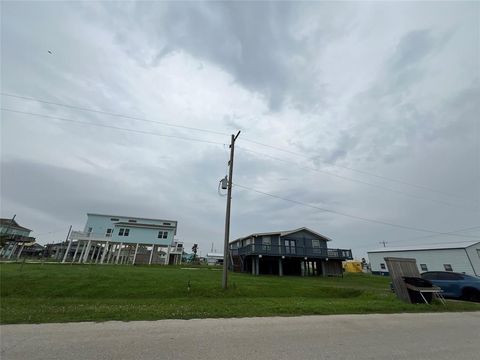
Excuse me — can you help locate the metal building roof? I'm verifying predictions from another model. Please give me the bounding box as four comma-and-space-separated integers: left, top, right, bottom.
368, 241, 480, 253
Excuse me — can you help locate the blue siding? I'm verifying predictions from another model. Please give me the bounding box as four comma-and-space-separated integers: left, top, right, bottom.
230, 229, 351, 260
111, 226, 173, 246
284, 230, 328, 248
0, 226, 30, 237
84, 214, 176, 245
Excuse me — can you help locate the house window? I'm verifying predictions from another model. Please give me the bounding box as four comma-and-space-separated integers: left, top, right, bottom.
106, 229, 113, 237
124, 229, 130, 236
110, 218, 119, 221
380, 263, 386, 270
420, 264, 428, 271
262, 236, 271, 251
284, 239, 296, 254
163, 231, 168, 239
128, 220, 137, 223
119, 228, 124, 236
158, 231, 168, 239
444, 264, 453, 271
312, 239, 321, 253
164, 222, 171, 225
87, 227, 92, 234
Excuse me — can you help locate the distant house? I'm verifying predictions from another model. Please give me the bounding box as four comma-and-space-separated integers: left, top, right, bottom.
21, 243, 44, 258
66, 213, 183, 265
368, 241, 480, 277
45, 241, 100, 260
206, 252, 224, 265
230, 227, 353, 276
0, 217, 36, 259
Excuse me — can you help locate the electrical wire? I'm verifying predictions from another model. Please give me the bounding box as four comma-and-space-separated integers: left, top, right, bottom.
4, 102, 478, 241
369, 225, 480, 247
1, 92, 230, 136
239, 138, 475, 204
236, 146, 478, 212
233, 183, 480, 238
3, 92, 473, 205
1, 108, 226, 146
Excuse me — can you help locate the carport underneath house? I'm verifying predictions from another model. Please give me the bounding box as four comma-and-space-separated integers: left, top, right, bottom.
229, 228, 353, 276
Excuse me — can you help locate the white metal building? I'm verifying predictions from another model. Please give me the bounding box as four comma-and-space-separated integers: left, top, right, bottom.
205, 252, 224, 265
368, 241, 480, 277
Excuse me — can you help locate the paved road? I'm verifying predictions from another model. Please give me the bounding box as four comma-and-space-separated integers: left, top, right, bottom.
1, 312, 479, 360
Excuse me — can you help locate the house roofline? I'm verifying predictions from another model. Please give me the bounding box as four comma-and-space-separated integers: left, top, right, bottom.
368, 241, 480, 253
86, 213, 178, 225
0, 218, 32, 232
230, 227, 333, 243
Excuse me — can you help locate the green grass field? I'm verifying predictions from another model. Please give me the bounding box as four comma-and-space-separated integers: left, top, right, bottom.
1, 263, 479, 324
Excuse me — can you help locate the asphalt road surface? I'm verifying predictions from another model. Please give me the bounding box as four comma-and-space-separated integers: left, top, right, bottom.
1, 312, 479, 360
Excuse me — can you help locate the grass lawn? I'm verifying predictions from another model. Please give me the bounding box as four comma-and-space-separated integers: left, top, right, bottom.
1, 263, 479, 324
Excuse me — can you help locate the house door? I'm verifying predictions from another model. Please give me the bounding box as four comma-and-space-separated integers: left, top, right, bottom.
284, 239, 296, 254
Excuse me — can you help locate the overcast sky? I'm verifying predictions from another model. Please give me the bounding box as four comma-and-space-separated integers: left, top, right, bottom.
1, 1, 479, 258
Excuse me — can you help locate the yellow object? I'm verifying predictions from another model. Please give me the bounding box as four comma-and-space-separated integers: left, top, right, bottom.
343, 260, 363, 273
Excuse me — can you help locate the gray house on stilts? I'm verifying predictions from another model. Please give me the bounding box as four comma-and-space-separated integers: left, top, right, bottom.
230, 227, 353, 276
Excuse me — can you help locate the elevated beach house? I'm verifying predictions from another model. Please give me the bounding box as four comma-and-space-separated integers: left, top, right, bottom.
230, 227, 353, 276
0, 217, 36, 259
65, 213, 183, 265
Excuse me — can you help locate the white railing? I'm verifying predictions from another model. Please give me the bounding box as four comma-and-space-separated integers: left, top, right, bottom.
69, 231, 111, 241
169, 246, 183, 253
70, 231, 182, 249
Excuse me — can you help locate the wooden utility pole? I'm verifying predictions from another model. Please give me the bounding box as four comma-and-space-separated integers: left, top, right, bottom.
61, 225, 73, 263
222, 131, 241, 289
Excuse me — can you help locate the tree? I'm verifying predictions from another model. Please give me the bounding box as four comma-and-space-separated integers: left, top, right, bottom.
191, 244, 198, 262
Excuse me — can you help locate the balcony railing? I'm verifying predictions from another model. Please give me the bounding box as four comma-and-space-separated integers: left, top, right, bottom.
69, 231, 111, 241
230, 244, 352, 260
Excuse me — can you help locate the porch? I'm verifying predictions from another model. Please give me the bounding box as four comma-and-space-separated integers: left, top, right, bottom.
236, 255, 343, 276
231, 244, 352, 260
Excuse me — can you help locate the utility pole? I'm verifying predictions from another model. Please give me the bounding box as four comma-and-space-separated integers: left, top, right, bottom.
379, 241, 388, 248
222, 131, 241, 289
61, 225, 73, 263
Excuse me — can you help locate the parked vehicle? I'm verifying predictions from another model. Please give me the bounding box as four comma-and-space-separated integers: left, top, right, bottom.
421, 271, 480, 302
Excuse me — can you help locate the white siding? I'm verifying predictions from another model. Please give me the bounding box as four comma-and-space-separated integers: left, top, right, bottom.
368, 248, 477, 276
465, 243, 480, 276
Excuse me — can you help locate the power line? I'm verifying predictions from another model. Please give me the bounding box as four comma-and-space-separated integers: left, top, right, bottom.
1, 92, 230, 137
1, 108, 226, 147
378, 225, 480, 246
3, 92, 474, 205
239, 138, 474, 204
362, 225, 480, 249
4, 103, 478, 241
233, 183, 480, 238
236, 146, 477, 211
